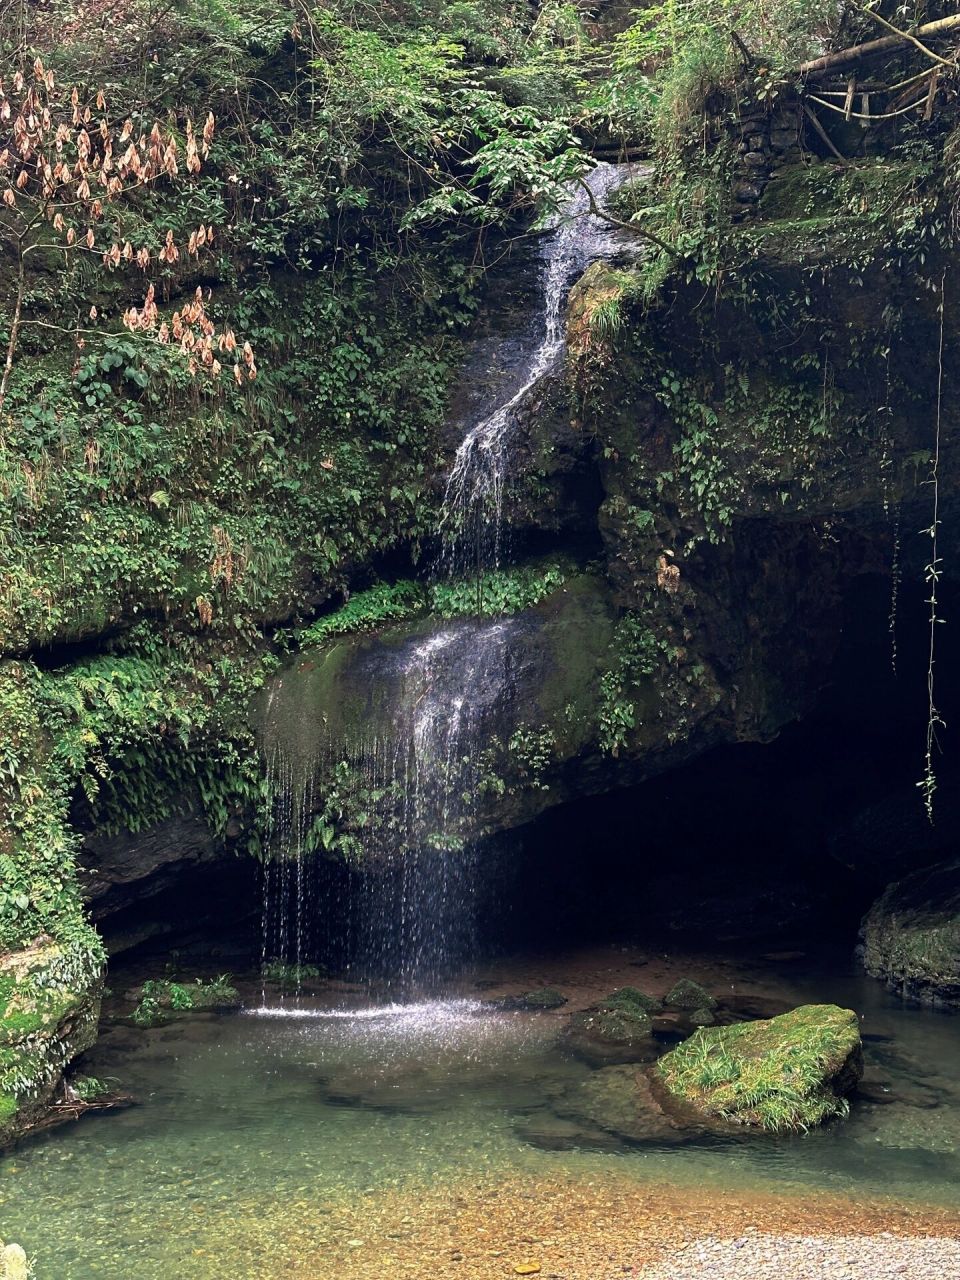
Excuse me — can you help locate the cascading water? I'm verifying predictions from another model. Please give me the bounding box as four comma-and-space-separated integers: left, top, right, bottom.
260, 164, 632, 1002
439, 162, 627, 575
353, 619, 514, 992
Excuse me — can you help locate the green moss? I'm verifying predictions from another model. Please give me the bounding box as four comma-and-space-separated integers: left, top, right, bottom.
517, 987, 567, 1010
0, 1093, 17, 1125
659, 1004, 862, 1132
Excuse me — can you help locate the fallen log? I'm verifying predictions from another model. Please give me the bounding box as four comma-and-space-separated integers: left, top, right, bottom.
798, 14, 960, 80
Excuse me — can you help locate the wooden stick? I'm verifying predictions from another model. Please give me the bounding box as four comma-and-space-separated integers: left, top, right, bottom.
924, 68, 940, 121
844, 75, 856, 121
803, 104, 848, 163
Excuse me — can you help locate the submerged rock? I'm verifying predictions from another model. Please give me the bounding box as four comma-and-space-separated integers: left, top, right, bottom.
860, 859, 960, 1007
657, 1004, 862, 1132
551, 1064, 692, 1146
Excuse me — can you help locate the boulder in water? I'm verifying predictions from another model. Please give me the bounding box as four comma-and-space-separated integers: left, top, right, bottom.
859, 858, 960, 1008
603, 986, 662, 1015
563, 995, 657, 1066
657, 1003, 862, 1132
664, 978, 717, 1012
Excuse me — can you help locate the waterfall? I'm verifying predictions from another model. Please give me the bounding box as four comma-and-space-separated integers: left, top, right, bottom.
439, 161, 626, 574
260, 164, 631, 1001
354, 620, 513, 992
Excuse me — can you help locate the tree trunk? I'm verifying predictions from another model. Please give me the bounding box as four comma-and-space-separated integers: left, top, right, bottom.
0, 249, 25, 418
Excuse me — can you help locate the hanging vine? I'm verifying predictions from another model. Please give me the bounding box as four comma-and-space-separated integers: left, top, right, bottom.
918, 270, 947, 821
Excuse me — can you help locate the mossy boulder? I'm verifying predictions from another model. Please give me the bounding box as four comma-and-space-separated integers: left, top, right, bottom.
664, 979, 717, 1012
658, 1004, 862, 1132
496, 987, 568, 1011
603, 986, 662, 1015
564, 997, 657, 1066
860, 859, 960, 1007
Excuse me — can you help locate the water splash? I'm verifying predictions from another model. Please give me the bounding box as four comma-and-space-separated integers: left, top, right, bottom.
439, 162, 627, 574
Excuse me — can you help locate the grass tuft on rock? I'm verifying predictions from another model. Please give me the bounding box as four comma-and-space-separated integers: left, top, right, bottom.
658, 1004, 862, 1133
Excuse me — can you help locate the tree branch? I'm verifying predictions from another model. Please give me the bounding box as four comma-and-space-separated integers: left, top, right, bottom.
798, 13, 960, 79
577, 176, 680, 259
859, 6, 957, 71
0, 248, 25, 416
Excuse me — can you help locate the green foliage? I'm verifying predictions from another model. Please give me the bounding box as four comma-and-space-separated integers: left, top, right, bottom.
69, 1074, 109, 1102
261, 960, 325, 991
598, 616, 660, 755
298, 562, 569, 651
430, 561, 567, 618
132, 976, 239, 1026
299, 582, 425, 648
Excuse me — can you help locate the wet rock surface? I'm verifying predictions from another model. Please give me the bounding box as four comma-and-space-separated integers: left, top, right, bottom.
547, 1064, 695, 1148
860, 858, 960, 1008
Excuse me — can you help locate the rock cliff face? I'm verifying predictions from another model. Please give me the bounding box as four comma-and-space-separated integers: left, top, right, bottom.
860, 860, 960, 1008
7, 54, 960, 1144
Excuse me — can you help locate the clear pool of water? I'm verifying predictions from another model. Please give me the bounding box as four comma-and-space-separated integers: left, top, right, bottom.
2, 960, 959, 1278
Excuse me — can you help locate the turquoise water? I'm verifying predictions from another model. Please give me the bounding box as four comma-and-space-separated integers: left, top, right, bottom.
1, 962, 959, 1278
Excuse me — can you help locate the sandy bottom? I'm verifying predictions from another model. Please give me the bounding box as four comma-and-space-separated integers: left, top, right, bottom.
188, 1171, 960, 1279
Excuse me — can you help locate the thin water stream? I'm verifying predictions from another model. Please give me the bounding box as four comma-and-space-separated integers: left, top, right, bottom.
440, 162, 626, 573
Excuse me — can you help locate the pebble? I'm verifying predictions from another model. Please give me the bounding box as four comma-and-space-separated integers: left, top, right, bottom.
637, 1233, 960, 1279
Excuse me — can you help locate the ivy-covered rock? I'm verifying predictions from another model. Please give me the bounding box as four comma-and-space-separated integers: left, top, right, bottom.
860, 860, 960, 1008
658, 1004, 862, 1132
0, 941, 102, 1147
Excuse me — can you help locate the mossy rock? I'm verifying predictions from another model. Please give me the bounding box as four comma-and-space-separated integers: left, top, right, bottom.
689, 1006, 716, 1027
497, 987, 568, 1011
664, 979, 717, 1012
564, 1004, 656, 1066
860, 859, 960, 1007
658, 1004, 862, 1132
602, 986, 662, 1015
0, 941, 102, 1147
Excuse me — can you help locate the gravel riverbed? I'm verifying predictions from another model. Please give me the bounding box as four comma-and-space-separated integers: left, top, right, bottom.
639, 1233, 960, 1279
